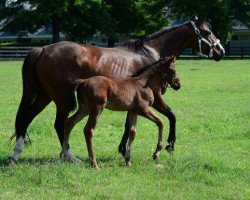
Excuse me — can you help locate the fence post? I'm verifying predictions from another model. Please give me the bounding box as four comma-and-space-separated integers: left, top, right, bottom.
241, 47, 244, 59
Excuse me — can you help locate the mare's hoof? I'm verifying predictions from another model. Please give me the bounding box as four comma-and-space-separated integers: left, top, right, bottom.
60, 153, 82, 163
125, 158, 132, 167
126, 161, 132, 167
8, 156, 17, 165
152, 153, 158, 160
165, 145, 174, 154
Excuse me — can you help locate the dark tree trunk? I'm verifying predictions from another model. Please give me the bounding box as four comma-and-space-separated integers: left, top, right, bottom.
108, 37, 115, 47
51, 16, 61, 43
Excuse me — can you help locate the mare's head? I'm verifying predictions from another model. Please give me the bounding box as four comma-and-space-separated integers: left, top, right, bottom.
189, 16, 225, 61
158, 56, 180, 90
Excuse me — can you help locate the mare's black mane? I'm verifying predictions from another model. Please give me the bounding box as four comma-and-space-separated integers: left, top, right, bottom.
121, 22, 189, 51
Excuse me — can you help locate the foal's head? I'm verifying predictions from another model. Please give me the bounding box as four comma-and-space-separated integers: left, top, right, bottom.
157, 56, 180, 90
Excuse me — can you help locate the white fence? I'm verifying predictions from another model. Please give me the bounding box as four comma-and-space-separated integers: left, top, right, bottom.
0, 47, 33, 59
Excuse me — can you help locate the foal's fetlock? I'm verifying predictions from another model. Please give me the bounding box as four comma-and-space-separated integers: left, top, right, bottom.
153, 144, 162, 160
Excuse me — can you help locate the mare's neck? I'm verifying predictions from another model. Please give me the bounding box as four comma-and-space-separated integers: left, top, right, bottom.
145, 23, 194, 58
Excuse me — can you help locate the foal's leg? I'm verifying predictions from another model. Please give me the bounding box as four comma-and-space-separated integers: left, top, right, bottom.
61, 109, 87, 162
124, 112, 138, 166
84, 106, 103, 169
153, 91, 176, 153
140, 108, 164, 160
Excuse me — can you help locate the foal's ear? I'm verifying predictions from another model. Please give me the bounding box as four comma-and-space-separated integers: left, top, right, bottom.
167, 55, 176, 64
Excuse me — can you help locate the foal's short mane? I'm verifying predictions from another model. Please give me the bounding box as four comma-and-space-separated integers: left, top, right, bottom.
131, 59, 165, 77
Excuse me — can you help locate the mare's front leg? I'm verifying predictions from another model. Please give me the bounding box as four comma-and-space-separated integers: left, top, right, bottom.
118, 113, 130, 156
124, 112, 138, 166
61, 109, 87, 163
140, 108, 164, 160
153, 89, 176, 153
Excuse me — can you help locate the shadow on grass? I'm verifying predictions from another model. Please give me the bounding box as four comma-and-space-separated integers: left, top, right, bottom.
0, 154, 118, 168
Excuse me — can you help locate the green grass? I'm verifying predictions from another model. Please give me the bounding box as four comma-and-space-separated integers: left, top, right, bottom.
0, 60, 249, 199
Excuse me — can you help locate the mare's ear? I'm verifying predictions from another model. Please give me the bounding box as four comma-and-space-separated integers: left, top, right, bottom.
197, 15, 206, 23
191, 15, 198, 21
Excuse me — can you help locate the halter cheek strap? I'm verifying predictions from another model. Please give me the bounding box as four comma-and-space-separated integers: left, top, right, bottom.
190, 21, 221, 58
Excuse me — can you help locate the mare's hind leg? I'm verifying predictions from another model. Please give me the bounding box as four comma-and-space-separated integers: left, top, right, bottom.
124, 112, 138, 166
84, 105, 104, 169
9, 87, 51, 164
140, 108, 164, 160
54, 105, 79, 162
118, 113, 130, 156
61, 109, 87, 163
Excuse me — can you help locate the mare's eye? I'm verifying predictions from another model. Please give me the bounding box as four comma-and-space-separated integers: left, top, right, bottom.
206, 30, 212, 35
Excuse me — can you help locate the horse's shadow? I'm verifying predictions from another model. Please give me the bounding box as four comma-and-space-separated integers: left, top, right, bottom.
0, 155, 120, 168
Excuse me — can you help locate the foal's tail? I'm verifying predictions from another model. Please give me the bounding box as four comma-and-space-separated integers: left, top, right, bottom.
11, 47, 43, 142
68, 79, 84, 112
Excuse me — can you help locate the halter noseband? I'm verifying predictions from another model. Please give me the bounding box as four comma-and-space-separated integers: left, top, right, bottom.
190, 21, 221, 58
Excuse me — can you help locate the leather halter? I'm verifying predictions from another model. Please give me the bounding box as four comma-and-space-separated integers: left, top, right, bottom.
190, 21, 221, 58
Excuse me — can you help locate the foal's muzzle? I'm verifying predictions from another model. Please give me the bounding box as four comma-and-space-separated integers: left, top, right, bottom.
171, 75, 181, 90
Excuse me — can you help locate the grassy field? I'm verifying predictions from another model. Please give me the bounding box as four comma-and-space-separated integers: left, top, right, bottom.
0, 60, 249, 199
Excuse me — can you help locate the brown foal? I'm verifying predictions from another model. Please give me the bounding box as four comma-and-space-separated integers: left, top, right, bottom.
62, 56, 180, 168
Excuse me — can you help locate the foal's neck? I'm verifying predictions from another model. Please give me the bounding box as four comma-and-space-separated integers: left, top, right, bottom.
137, 66, 163, 90
145, 23, 194, 58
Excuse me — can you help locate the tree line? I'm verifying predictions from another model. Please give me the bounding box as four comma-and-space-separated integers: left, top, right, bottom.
0, 0, 249, 46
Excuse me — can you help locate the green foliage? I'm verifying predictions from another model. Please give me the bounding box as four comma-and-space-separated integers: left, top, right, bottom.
0, 60, 249, 199
0, 0, 168, 43
103, 0, 168, 36
166, 0, 250, 43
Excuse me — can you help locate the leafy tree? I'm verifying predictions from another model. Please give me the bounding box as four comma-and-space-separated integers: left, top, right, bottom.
0, 0, 113, 43
165, 0, 250, 43
103, 0, 168, 46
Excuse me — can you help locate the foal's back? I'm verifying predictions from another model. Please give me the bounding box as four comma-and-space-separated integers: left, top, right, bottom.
77, 75, 154, 112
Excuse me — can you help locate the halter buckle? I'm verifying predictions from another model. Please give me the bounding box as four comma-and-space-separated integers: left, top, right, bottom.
195, 29, 200, 35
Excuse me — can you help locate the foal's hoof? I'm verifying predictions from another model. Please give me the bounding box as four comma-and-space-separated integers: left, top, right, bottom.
8, 156, 17, 165
165, 145, 174, 154
93, 165, 100, 170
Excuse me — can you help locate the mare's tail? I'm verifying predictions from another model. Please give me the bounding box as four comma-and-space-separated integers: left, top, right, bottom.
68, 79, 84, 112
11, 47, 43, 142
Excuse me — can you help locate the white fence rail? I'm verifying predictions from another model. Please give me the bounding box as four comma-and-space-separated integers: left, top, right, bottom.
0, 47, 33, 58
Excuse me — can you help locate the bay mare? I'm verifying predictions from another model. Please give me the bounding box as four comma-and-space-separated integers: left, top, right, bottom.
62, 56, 179, 168
9, 17, 225, 164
